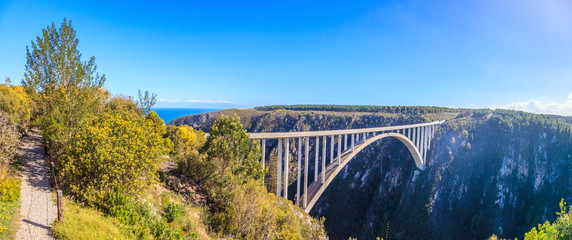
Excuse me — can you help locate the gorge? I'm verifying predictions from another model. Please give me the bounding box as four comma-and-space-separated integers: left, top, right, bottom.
171, 106, 572, 240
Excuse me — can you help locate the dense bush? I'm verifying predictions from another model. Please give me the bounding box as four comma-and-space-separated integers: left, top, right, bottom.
217, 179, 325, 239
164, 202, 185, 223
0, 82, 26, 240
105, 95, 139, 115
524, 199, 572, 239
166, 124, 206, 158
0, 84, 30, 132
107, 193, 187, 239
146, 110, 166, 135
58, 110, 171, 208
0, 114, 19, 171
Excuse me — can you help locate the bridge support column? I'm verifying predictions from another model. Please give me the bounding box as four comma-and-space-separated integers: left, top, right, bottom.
261, 139, 266, 170
284, 138, 289, 199
416, 127, 421, 150
344, 134, 348, 151
314, 136, 319, 180
412, 128, 416, 148
351, 134, 355, 152
423, 127, 429, 165
423, 127, 426, 156
304, 137, 309, 208
337, 135, 341, 164
322, 135, 326, 183
420, 126, 425, 160
277, 138, 282, 197
297, 138, 301, 205
428, 125, 433, 149
330, 136, 334, 165
407, 128, 411, 140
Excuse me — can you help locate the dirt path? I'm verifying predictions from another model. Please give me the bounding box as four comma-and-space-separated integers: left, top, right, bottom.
15, 130, 56, 240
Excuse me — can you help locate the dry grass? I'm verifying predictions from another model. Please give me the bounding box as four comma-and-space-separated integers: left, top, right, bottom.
146, 183, 212, 240
52, 198, 135, 240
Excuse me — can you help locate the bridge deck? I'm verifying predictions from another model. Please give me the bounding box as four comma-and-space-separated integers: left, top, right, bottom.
250, 121, 443, 139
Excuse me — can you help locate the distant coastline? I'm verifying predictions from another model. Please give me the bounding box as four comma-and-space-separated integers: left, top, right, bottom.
153, 108, 221, 124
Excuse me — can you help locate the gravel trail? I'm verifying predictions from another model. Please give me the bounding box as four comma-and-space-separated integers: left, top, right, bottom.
15, 130, 57, 240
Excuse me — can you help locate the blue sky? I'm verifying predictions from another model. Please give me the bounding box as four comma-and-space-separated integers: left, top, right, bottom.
1, 0, 572, 115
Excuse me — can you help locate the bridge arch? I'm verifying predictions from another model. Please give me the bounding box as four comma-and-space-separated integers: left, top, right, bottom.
303, 132, 423, 212
250, 120, 443, 213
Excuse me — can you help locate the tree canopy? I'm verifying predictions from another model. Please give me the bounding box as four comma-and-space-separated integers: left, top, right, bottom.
22, 18, 106, 153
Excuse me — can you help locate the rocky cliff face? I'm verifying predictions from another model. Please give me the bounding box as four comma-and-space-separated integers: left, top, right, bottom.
172, 109, 572, 240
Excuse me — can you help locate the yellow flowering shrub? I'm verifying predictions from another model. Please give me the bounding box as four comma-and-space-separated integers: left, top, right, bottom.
179, 125, 197, 146
145, 110, 166, 136
58, 110, 171, 209
166, 124, 206, 157
0, 176, 20, 202
0, 84, 30, 132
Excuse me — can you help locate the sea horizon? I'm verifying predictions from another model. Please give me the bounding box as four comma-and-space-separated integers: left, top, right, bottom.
153, 108, 222, 124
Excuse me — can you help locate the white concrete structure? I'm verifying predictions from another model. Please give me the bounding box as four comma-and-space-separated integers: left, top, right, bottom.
249, 120, 444, 213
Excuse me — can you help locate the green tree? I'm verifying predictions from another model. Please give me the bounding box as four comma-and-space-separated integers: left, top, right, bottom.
22, 18, 105, 156
137, 90, 157, 116
203, 115, 263, 183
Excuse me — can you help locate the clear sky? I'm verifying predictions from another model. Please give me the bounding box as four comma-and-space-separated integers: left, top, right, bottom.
1, 0, 572, 115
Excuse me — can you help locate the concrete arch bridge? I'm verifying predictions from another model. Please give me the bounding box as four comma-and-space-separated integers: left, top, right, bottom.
248, 120, 445, 213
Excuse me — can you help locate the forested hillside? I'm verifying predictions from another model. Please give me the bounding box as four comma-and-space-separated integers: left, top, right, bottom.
173, 107, 572, 239
254, 105, 465, 115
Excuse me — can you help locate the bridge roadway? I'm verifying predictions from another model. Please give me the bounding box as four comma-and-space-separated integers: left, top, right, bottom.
248, 120, 445, 213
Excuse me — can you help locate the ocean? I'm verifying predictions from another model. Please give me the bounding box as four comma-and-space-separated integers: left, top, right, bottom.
152, 108, 220, 124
